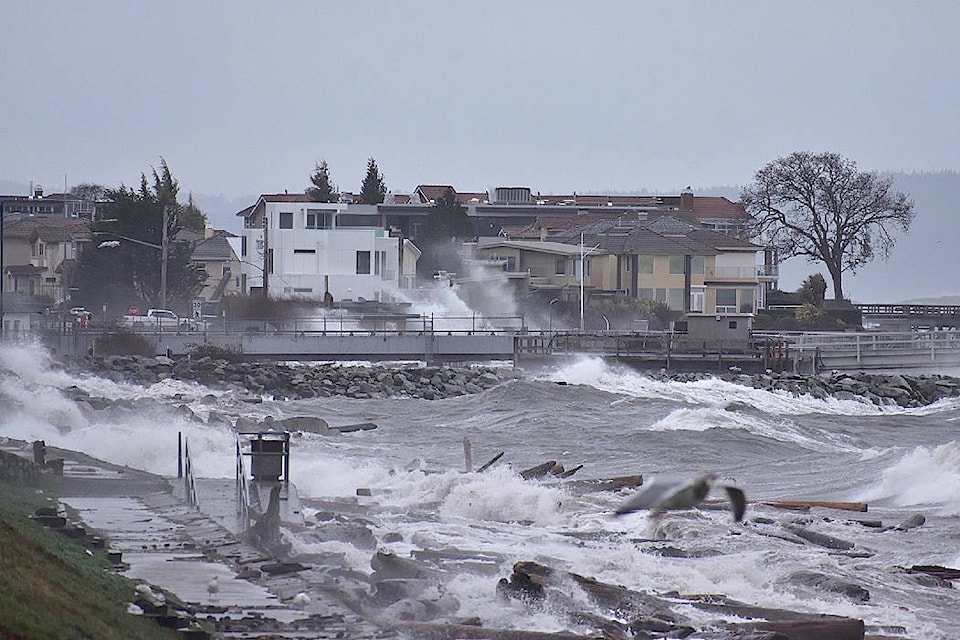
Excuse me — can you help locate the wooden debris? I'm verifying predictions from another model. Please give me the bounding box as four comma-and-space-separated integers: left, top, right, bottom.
563, 474, 644, 493
907, 565, 960, 583
760, 499, 868, 512
519, 461, 558, 480
477, 452, 504, 473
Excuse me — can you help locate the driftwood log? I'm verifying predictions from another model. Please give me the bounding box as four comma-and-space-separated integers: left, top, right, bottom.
761, 499, 868, 512
491, 561, 865, 640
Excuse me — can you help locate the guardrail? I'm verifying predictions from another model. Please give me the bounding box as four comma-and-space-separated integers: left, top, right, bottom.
236, 435, 250, 531
756, 330, 960, 372
179, 433, 200, 511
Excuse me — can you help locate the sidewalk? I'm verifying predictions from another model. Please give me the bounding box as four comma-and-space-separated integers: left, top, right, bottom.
1, 439, 389, 639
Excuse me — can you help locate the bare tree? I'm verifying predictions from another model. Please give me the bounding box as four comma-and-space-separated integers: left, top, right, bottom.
741, 152, 914, 301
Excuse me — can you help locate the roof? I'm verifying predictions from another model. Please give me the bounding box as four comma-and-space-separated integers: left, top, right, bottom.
191, 233, 238, 262
3, 217, 91, 241
4, 264, 46, 276
414, 185, 486, 205
476, 239, 599, 256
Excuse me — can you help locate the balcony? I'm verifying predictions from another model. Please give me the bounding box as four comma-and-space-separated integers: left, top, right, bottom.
707, 266, 758, 280
756, 264, 779, 279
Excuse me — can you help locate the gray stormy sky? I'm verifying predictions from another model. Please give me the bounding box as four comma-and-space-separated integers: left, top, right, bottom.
3, 1, 959, 300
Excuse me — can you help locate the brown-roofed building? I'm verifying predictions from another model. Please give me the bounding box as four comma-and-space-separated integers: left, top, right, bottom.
1, 217, 92, 305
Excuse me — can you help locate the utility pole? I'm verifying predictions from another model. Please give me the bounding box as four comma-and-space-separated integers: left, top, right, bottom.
262, 213, 269, 298
0, 200, 4, 340
160, 204, 169, 309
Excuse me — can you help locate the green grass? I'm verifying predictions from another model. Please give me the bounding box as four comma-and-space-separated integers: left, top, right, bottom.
0, 483, 182, 640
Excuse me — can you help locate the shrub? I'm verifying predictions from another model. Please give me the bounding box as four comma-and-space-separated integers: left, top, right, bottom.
187, 343, 243, 362
94, 330, 155, 356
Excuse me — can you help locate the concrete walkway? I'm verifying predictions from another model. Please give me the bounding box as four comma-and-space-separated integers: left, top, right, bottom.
1, 439, 390, 639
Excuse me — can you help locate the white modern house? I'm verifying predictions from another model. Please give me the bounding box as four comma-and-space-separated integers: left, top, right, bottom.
236, 194, 419, 303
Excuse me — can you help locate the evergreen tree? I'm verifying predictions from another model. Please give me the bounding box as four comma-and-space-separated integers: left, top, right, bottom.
415, 187, 474, 279
306, 159, 338, 202
418, 187, 473, 243
180, 193, 208, 232
74, 159, 206, 313
359, 157, 387, 204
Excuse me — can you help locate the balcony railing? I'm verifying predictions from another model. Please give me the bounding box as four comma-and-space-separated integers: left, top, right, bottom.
708, 267, 757, 280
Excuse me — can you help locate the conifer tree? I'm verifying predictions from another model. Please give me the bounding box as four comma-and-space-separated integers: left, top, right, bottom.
306, 160, 338, 202
359, 157, 387, 204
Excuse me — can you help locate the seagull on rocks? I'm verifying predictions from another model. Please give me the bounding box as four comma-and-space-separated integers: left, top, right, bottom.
207, 575, 220, 600
614, 473, 746, 522
292, 592, 311, 609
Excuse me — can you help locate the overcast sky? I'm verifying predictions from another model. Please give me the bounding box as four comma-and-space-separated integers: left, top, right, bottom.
3, 1, 959, 302
3, 1, 958, 198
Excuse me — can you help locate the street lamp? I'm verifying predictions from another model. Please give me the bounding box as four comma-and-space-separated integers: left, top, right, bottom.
548, 298, 559, 332
95, 203, 171, 309
578, 232, 600, 332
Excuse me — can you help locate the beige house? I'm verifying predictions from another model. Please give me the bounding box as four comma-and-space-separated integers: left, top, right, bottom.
473, 239, 598, 302
1, 217, 91, 303
475, 217, 769, 317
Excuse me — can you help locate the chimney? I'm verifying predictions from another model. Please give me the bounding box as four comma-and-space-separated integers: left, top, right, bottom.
680, 186, 694, 211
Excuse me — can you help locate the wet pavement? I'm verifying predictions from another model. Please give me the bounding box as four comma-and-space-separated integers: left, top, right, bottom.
1, 439, 390, 639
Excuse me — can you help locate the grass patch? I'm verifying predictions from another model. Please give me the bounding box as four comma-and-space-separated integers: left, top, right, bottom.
0, 483, 180, 640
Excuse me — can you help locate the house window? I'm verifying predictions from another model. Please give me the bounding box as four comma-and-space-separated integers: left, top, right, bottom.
506, 257, 516, 271
279, 212, 293, 229
729, 320, 738, 329
267, 249, 274, 274
739, 288, 755, 314
638, 288, 654, 300
637, 255, 654, 274
716, 288, 736, 310
374, 250, 387, 276
669, 255, 685, 274
667, 288, 685, 311
241, 236, 247, 256
690, 290, 705, 312
356, 251, 371, 274
555, 258, 566, 275
306, 210, 333, 229
691, 256, 705, 275
293, 249, 316, 254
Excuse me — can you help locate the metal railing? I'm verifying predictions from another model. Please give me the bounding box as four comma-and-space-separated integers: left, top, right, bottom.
236, 435, 250, 531
179, 433, 200, 511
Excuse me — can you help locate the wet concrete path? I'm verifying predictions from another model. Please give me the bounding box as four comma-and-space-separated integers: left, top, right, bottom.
3, 440, 391, 639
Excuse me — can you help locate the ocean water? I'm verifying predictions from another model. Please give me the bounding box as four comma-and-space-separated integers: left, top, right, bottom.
3, 338, 960, 638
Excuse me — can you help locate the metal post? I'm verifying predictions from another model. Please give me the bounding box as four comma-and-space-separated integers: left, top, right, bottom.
177, 431, 183, 478
579, 233, 585, 332
0, 200, 4, 340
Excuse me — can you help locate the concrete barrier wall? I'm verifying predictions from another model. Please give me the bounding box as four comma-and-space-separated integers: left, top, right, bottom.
0, 450, 40, 485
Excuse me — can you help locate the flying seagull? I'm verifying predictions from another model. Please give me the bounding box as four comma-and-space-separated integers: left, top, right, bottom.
614, 473, 746, 522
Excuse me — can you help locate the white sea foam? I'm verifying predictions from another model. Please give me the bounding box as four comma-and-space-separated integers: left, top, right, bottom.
647, 406, 861, 452
858, 441, 960, 515
541, 356, 958, 417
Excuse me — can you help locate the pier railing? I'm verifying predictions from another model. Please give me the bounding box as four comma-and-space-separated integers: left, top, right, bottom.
179, 433, 200, 511
235, 435, 250, 530
759, 330, 960, 372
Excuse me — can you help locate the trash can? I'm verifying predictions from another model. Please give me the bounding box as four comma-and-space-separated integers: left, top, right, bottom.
250, 438, 284, 481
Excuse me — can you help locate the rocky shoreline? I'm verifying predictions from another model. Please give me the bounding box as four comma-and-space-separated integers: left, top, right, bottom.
655, 369, 960, 407
59, 354, 960, 407
60, 354, 521, 400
